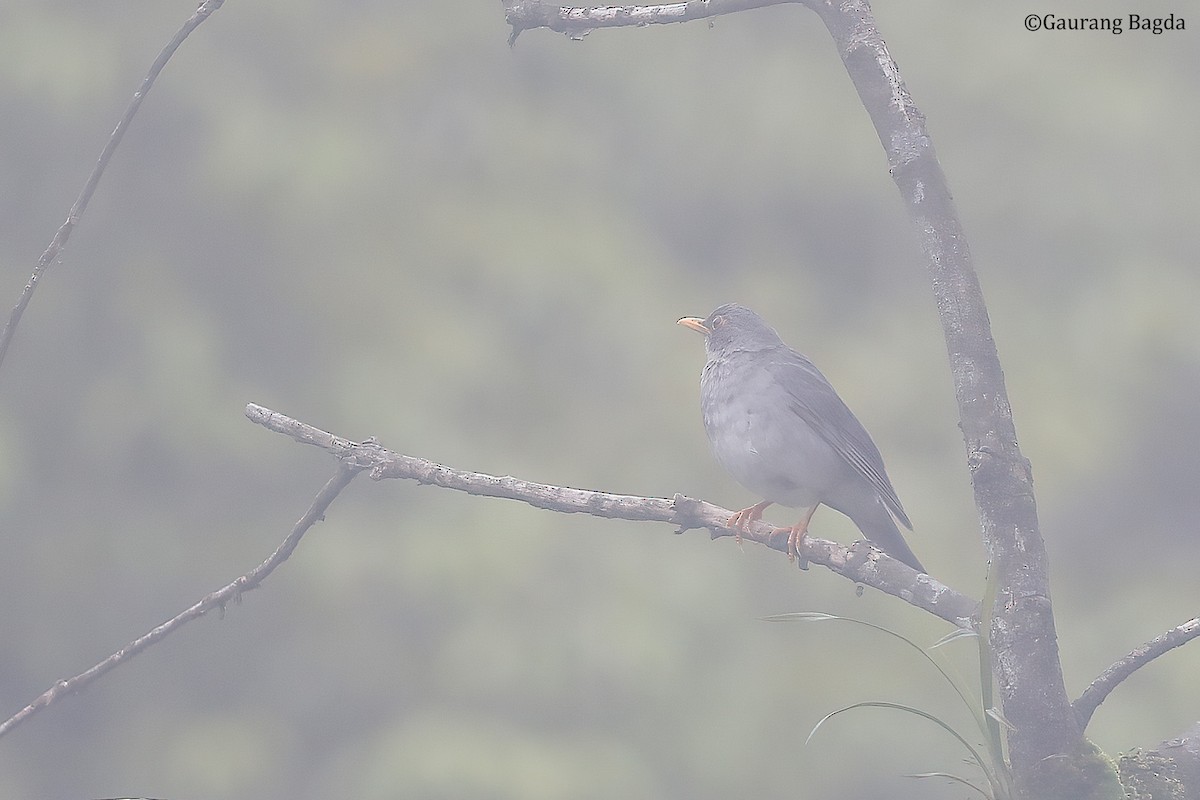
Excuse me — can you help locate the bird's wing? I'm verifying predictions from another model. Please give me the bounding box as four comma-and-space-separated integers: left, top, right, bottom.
765, 349, 911, 529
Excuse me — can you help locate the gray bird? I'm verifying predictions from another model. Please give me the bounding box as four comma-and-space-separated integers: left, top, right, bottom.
679, 303, 925, 573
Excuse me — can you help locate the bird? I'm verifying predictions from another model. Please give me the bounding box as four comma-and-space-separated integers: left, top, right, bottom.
678, 303, 925, 573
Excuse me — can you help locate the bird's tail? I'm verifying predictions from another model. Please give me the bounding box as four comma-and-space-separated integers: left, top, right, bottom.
849, 501, 926, 573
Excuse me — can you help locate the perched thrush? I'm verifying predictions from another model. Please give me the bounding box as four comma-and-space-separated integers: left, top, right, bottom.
679, 303, 925, 573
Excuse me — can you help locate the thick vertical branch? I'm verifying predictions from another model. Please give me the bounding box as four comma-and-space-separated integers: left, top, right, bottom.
804, 0, 1085, 794
501, 4, 1095, 792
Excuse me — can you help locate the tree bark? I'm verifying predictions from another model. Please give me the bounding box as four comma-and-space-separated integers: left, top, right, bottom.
800, 3, 1099, 796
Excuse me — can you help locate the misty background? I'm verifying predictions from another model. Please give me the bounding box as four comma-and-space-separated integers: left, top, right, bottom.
1, 2, 1197, 798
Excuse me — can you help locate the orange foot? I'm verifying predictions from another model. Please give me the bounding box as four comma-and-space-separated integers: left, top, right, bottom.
727, 500, 774, 547
785, 520, 808, 562
780, 505, 819, 562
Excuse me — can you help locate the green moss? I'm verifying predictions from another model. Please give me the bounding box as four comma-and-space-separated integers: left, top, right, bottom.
1025, 738, 1123, 800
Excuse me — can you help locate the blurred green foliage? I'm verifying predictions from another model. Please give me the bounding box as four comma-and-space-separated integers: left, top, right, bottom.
1, 1, 1197, 798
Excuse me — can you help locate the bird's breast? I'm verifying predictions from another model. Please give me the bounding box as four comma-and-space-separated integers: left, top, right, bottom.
699, 355, 845, 508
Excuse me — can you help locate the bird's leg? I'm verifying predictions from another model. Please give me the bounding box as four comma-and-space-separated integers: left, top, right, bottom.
727, 500, 773, 546
783, 505, 820, 562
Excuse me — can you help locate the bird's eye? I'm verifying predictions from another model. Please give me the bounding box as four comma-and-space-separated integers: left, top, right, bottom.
712, 315, 726, 329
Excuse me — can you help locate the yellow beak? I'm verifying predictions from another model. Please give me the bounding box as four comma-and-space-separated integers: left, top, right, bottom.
677, 317, 709, 334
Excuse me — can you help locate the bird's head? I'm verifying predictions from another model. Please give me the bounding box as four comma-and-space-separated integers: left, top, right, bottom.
677, 303, 784, 355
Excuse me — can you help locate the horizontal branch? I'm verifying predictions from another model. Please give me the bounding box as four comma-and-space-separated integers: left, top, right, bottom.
246, 403, 980, 629
1073, 616, 1200, 729
502, 0, 799, 43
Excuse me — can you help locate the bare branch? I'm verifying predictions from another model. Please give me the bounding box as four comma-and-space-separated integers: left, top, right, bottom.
0, 0, 226, 376
501, 3, 1092, 790
801, 3, 1081, 790
245, 403, 980, 629
1073, 617, 1200, 730
502, 0, 796, 43
0, 459, 360, 740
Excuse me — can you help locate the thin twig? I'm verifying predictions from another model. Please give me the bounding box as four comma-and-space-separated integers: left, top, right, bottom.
0, 0, 226, 376
245, 403, 980, 629
1073, 617, 1200, 730
0, 460, 360, 740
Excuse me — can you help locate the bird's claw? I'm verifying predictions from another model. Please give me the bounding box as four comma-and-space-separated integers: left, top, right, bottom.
725, 502, 809, 566
785, 523, 809, 563
726, 500, 774, 547
759, 524, 805, 562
